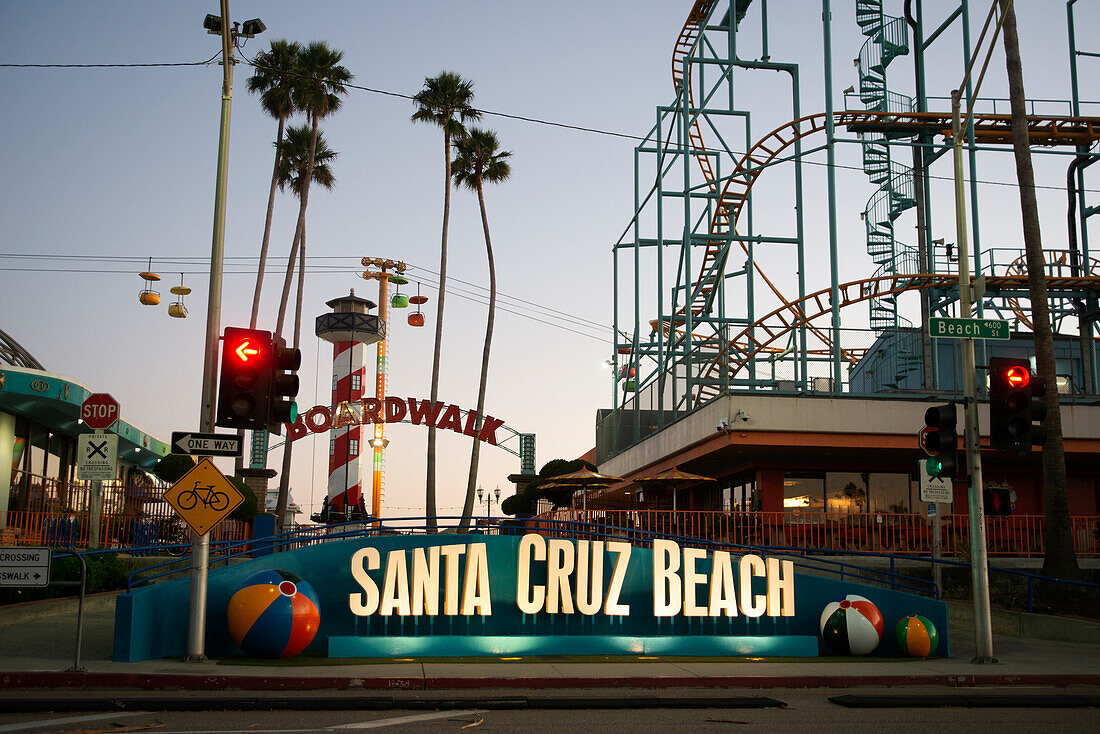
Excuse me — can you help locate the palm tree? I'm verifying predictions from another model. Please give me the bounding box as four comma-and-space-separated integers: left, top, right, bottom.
246, 39, 301, 330
275, 125, 337, 196
271, 42, 350, 534
452, 128, 511, 529
998, 0, 1080, 583
411, 71, 480, 531
274, 41, 352, 339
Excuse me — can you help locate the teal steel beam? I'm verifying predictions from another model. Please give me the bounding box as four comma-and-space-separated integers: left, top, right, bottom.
822, 0, 842, 392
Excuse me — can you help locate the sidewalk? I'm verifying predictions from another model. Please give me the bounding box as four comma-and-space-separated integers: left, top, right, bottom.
2, 595, 1099, 694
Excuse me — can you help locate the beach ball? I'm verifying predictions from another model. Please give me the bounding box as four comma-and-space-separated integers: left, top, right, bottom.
895, 614, 939, 657
819, 594, 884, 656
227, 570, 320, 658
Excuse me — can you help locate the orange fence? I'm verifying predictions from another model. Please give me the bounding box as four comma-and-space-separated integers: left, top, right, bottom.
536, 509, 1100, 557
2, 470, 249, 551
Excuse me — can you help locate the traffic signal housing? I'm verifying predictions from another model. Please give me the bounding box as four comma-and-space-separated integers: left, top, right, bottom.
924, 403, 958, 480
216, 327, 273, 430
989, 357, 1047, 453
983, 486, 1013, 516
267, 335, 301, 433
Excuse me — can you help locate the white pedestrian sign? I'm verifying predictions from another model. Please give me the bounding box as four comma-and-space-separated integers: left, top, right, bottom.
77, 433, 118, 481
918, 460, 953, 504
0, 547, 51, 587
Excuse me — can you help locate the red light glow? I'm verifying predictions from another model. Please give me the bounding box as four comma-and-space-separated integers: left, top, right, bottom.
1005, 365, 1030, 389
234, 340, 260, 362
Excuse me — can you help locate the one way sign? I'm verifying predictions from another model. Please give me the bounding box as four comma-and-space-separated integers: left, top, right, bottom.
171, 431, 243, 458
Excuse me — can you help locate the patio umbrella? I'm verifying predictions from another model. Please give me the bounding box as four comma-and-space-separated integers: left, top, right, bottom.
540, 468, 623, 510
632, 466, 715, 512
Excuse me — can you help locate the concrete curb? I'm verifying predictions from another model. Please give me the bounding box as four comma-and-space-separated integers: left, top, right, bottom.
0, 592, 118, 628
3, 670, 1099, 693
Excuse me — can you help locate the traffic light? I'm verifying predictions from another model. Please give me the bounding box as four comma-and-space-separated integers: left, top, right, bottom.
983, 486, 1013, 516
216, 327, 273, 430
924, 403, 958, 479
267, 335, 301, 433
989, 357, 1047, 453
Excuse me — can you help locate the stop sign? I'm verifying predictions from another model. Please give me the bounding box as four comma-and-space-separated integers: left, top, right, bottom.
918, 425, 936, 456
81, 393, 120, 430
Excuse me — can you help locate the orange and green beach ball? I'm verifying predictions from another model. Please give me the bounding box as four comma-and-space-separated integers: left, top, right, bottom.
227, 570, 320, 659
895, 614, 939, 657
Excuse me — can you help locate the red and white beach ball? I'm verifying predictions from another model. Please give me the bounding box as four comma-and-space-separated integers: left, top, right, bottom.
819, 594, 884, 656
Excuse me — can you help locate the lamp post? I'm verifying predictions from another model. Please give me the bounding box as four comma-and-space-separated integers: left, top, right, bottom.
187, 2, 263, 664
476, 485, 502, 519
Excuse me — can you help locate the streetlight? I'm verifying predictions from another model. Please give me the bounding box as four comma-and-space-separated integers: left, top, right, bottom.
476, 485, 502, 518
188, 0, 263, 665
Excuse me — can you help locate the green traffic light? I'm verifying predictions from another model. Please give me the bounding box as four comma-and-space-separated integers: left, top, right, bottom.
925, 456, 944, 477
289, 401, 298, 424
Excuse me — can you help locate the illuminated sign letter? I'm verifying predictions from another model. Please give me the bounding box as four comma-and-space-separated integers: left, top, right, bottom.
439, 544, 466, 615
766, 557, 796, 617
460, 543, 492, 615
384, 396, 407, 423
411, 546, 440, 616
603, 541, 631, 615
707, 550, 738, 617
517, 534, 547, 614
546, 539, 575, 614
406, 398, 444, 426
360, 398, 382, 423
349, 547, 380, 616
653, 539, 682, 617
477, 416, 505, 445
436, 404, 463, 433
378, 550, 411, 616
332, 401, 361, 429
681, 547, 707, 617
574, 540, 604, 616
738, 554, 767, 618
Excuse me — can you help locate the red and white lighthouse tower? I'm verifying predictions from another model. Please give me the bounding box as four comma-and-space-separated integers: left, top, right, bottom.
315, 291, 384, 520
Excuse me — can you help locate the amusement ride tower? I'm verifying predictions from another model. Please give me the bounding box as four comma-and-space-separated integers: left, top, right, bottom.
315, 291, 383, 520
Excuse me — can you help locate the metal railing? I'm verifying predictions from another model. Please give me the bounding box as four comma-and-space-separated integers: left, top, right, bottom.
534, 509, 1100, 558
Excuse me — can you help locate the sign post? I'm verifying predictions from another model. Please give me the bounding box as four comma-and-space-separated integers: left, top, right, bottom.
80, 394, 119, 550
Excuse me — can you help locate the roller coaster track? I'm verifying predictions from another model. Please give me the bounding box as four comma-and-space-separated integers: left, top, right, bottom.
693, 273, 1100, 402
669, 2, 1100, 395
1003, 249, 1100, 330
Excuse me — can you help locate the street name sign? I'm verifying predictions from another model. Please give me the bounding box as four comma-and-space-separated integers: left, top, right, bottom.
163, 457, 244, 536
80, 393, 120, 430
171, 431, 244, 458
76, 433, 118, 481
929, 317, 1010, 340
0, 547, 51, 587
918, 460, 953, 504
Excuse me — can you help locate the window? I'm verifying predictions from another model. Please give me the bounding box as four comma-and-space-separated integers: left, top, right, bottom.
348, 439, 359, 456
783, 473, 824, 519
871, 473, 912, 514
351, 373, 362, 392
332, 374, 337, 392
826, 472, 868, 514
329, 437, 335, 456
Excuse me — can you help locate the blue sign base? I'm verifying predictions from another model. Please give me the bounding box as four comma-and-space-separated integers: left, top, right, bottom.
328, 634, 819, 658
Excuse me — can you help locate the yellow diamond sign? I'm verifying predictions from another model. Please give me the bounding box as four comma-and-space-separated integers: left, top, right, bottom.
163, 457, 244, 536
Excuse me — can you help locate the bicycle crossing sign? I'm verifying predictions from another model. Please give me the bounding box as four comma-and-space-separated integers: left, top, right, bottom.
163, 457, 244, 536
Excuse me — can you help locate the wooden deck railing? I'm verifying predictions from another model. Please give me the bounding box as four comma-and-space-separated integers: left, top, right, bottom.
534, 509, 1100, 557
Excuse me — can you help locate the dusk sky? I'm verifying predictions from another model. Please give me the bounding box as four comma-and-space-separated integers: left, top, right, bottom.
2, 1, 1095, 520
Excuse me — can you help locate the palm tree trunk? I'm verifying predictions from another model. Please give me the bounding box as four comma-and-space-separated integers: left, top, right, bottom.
274, 116, 320, 533
461, 175, 497, 529
275, 224, 306, 535
251, 114, 286, 329
999, 0, 1080, 582
425, 129, 451, 532
276, 115, 320, 338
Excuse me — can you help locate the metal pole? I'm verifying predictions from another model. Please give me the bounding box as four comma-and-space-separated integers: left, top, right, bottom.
188, 0, 234, 663
87, 429, 104, 551
952, 89, 995, 663
822, 0, 842, 392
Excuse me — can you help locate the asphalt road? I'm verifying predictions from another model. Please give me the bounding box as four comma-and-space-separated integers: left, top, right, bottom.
1, 687, 1098, 733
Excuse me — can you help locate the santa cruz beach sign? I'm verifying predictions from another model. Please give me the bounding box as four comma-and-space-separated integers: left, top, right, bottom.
113, 534, 950, 661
